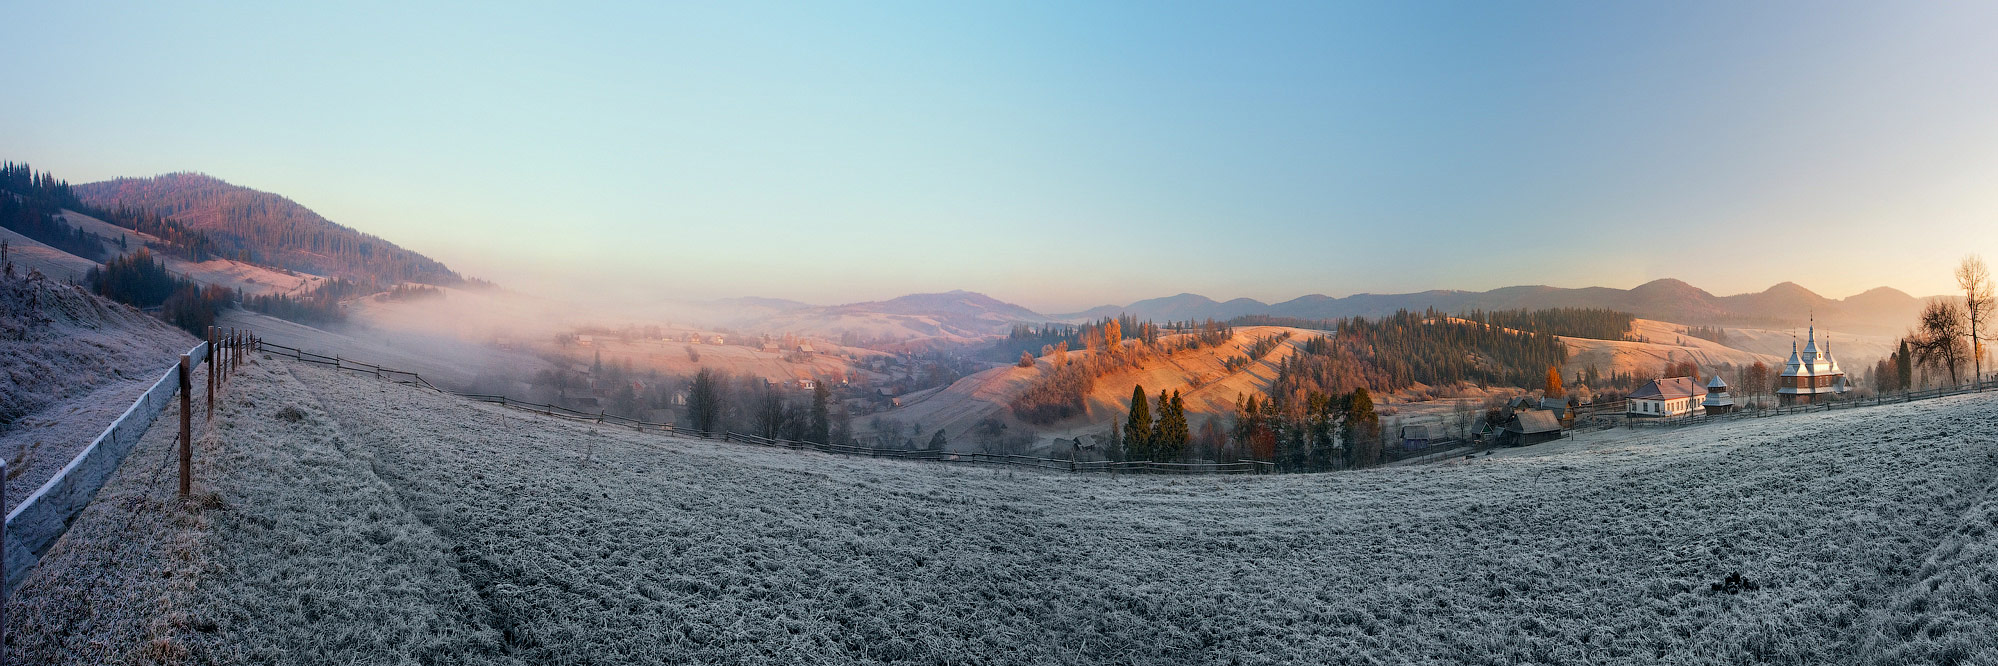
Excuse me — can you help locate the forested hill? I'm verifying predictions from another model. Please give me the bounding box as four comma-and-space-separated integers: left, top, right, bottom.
75, 173, 458, 285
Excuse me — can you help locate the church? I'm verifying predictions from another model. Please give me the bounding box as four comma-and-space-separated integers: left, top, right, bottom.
1777, 326, 1848, 406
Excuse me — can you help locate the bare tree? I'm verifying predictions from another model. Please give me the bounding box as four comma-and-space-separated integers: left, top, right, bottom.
1912, 299, 1969, 387
1958, 255, 1993, 383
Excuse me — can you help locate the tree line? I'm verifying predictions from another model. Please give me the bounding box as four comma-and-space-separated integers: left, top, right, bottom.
1459, 307, 1635, 340
0, 162, 110, 262
686, 367, 846, 445
83, 248, 232, 335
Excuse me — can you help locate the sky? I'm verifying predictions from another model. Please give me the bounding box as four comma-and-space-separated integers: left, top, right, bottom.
4, 1, 1998, 313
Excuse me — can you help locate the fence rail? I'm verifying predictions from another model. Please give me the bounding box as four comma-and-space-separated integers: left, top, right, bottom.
3, 340, 211, 597
250, 339, 1278, 476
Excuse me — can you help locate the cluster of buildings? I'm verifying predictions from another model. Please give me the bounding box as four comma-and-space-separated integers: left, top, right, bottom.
1626, 325, 1847, 418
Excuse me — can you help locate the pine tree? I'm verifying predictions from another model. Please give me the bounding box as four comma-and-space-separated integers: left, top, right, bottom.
927, 430, 948, 450
1897, 339, 1913, 390
1125, 384, 1153, 462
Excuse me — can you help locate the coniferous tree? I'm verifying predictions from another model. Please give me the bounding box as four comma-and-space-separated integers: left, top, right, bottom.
1897, 339, 1913, 390
1544, 366, 1564, 398
1125, 384, 1153, 462
927, 430, 948, 450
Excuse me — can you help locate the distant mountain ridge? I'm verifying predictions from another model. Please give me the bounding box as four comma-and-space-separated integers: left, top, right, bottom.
745, 290, 1050, 341
74, 173, 458, 285
1061, 279, 1928, 335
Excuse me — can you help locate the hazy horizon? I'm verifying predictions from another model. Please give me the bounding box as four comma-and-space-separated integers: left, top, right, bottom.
7, 2, 1997, 312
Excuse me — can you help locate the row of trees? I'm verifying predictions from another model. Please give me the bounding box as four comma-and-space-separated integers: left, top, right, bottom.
996, 317, 1236, 363
1877, 256, 1993, 390
242, 279, 367, 326
1232, 387, 1381, 471
1119, 385, 1191, 462
686, 368, 843, 444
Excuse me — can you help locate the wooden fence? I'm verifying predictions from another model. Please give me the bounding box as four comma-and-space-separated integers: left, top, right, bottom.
3, 326, 263, 599
252, 339, 1277, 475
1622, 380, 1998, 430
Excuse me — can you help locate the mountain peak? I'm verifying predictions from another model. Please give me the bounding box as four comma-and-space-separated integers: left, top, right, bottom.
1760, 281, 1821, 298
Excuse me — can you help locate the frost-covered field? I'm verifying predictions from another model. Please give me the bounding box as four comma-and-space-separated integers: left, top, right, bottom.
9, 355, 1998, 664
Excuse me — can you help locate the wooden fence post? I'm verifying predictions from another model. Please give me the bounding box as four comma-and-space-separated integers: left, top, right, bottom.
206, 327, 215, 417
179, 354, 192, 497
2, 458, 6, 661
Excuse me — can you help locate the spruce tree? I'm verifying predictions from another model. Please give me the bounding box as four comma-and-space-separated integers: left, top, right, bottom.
1125, 384, 1153, 462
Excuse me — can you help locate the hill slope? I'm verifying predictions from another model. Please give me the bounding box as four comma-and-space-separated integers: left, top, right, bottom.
0, 272, 193, 514
75, 173, 457, 285
875, 325, 1319, 450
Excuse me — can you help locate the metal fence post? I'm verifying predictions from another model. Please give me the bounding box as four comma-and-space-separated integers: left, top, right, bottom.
179, 354, 192, 497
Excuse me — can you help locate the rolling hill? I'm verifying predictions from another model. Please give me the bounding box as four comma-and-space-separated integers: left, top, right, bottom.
744, 290, 1050, 341
871, 325, 1321, 452
74, 172, 458, 285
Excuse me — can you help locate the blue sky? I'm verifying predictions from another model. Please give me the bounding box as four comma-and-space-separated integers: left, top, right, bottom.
5, 1, 1997, 311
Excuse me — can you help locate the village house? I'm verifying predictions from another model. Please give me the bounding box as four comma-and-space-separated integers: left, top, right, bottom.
1628, 377, 1706, 417
1497, 410, 1562, 446
1399, 425, 1432, 450
1777, 326, 1848, 406
797, 378, 818, 391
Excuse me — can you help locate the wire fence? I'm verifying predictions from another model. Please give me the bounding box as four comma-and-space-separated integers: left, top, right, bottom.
4, 325, 263, 600
251, 339, 1278, 475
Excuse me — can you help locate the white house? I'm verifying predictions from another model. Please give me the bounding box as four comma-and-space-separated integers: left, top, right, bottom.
1628, 377, 1707, 417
